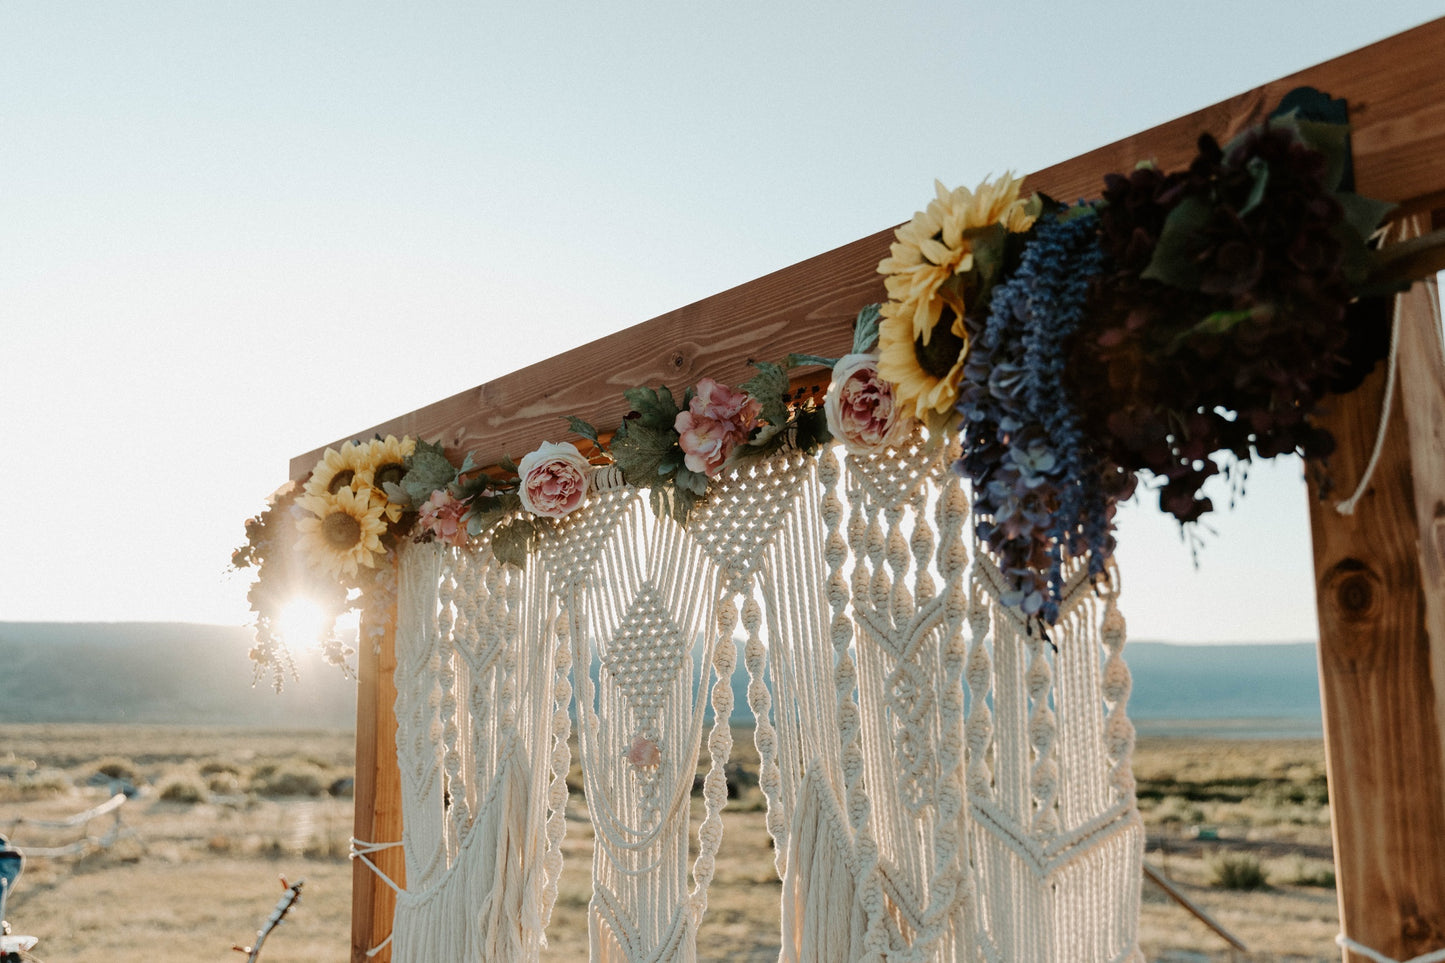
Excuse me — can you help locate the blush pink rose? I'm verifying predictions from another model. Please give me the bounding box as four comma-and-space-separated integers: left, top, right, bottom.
673, 377, 761, 477
517, 441, 591, 518
824, 353, 914, 454
418, 489, 469, 547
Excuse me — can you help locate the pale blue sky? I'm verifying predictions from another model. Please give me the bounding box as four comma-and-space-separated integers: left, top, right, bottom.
2, 3, 1440, 640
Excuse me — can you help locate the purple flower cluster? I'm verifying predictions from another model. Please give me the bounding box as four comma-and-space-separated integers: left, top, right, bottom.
956, 208, 1135, 623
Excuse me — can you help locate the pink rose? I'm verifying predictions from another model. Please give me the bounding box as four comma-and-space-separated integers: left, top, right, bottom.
517, 441, 591, 518
418, 489, 469, 547
674, 377, 761, 477
824, 353, 914, 454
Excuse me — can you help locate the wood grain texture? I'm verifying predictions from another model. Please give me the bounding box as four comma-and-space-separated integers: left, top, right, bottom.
1305, 278, 1445, 961
290, 16, 1445, 480
351, 609, 404, 963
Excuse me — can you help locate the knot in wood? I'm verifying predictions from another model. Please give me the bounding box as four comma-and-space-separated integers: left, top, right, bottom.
1323, 558, 1382, 624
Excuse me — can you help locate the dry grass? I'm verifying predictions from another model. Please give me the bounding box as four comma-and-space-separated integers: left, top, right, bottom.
1, 726, 1340, 962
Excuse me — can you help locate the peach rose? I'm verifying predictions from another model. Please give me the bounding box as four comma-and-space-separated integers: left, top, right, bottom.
674, 377, 761, 477
517, 441, 591, 518
824, 353, 914, 454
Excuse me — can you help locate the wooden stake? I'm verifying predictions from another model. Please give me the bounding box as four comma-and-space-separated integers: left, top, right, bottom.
1306, 275, 1445, 961
352, 596, 404, 963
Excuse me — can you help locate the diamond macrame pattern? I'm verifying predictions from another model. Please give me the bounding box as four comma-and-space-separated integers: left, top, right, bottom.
537, 487, 641, 596
687, 451, 812, 593
602, 583, 691, 722
842, 436, 937, 512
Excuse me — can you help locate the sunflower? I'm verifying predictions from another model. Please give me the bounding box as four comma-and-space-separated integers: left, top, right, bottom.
303, 443, 374, 500
354, 435, 416, 522
876, 174, 1037, 429
877, 293, 971, 427
295, 486, 388, 581
878, 174, 1037, 345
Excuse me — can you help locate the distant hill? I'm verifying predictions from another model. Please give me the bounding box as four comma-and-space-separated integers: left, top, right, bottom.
1124, 640, 1321, 722
0, 623, 1322, 734
0, 622, 357, 729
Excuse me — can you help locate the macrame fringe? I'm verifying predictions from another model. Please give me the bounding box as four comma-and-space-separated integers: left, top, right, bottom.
378, 440, 1144, 963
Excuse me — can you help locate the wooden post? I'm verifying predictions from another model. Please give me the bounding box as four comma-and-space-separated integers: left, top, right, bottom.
352, 598, 404, 963
1306, 273, 1445, 961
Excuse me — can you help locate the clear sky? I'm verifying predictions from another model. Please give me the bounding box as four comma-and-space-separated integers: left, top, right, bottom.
2, 2, 1440, 642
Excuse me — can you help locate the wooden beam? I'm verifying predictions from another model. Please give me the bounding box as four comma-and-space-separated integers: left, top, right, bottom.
1305, 275, 1445, 961
352, 604, 404, 963
291, 16, 1445, 480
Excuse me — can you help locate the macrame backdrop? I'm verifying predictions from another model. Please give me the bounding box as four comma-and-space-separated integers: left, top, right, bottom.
378, 439, 1143, 963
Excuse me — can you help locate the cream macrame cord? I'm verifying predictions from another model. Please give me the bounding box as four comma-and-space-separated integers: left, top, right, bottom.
369, 438, 1145, 962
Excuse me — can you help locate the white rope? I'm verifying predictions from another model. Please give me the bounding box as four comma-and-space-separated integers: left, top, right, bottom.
1336, 216, 1430, 515
349, 837, 404, 895
350, 832, 402, 958
1338, 933, 1445, 963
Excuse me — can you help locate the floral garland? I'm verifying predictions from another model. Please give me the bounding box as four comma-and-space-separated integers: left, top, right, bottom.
237, 89, 1444, 679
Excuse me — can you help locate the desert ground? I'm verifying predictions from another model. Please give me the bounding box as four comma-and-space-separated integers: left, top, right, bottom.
1, 725, 1337, 962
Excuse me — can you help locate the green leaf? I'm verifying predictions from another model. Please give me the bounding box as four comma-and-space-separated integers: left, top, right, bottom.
784, 353, 839, 370
564, 415, 601, 445
1167, 307, 1267, 352
498, 455, 519, 475
1238, 155, 1270, 218
612, 419, 680, 481
964, 222, 1008, 287
851, 303, 882, 355
1293, 118, 1350, 192
622, 385, 681, 428
650, 483, 699, 527
1337, 192, 1395, 243
723, 431, 783, 468
740, 360, 790, 434
1141, 196, 1212, 289
381, 481, 412, 509
400, 446, 460, 508
612, 386, 683, 483
490, 519, 535, 569
673, 467, 708, 496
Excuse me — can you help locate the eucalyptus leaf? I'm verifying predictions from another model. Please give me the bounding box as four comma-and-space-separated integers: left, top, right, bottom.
851, 303, 882, 354
784, 353, 839, 370
564, 415, 601, 445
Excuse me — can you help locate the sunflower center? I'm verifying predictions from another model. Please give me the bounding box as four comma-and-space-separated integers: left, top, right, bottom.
914, 307, 966, 379
326, 469, 356, 494
322, 511, 363, 549
374, 462, 406, 489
